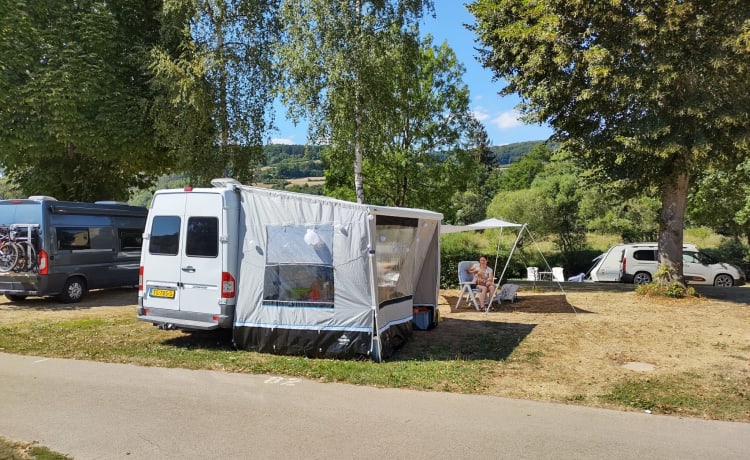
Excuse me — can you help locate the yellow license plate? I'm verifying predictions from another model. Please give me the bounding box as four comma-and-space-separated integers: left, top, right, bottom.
150, 288, 175, 299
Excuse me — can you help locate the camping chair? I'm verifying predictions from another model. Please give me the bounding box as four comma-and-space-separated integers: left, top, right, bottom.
495, 283, 520, 303
455, 261, 482, 311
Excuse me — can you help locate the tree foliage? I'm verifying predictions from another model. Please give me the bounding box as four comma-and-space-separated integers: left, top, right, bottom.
150, 0, 280, 186
0, 0, 165, 201
469, 0, 750, 286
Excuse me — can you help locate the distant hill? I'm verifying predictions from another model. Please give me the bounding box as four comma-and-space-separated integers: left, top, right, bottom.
260, 140, 548, 180
490, 140, 547, 166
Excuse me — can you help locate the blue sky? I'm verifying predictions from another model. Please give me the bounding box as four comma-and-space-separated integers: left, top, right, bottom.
270, 3, 553, 147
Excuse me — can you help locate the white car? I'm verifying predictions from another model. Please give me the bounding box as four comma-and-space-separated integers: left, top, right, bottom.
592, 243, 746, 286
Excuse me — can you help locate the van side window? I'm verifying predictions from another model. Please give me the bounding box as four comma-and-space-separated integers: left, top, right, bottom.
119, 229, 143, 251
633, 250, 657, 261
57, 227, 90, 250
186, 217, 218, 258
149, 216, 180, 255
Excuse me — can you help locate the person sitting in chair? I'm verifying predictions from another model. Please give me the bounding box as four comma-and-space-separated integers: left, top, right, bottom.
469, 255, 496, 307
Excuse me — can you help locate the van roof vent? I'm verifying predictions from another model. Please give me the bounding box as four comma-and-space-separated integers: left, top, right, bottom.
210, 177, 241, 188
28, 195, 58, 201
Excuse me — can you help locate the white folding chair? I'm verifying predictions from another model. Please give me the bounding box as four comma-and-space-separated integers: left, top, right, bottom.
455, 261, 482, 311
495, 283, 520, 303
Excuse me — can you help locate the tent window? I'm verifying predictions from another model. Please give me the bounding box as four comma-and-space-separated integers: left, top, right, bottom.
263, 225, 334, 308
375, 219, 417, 304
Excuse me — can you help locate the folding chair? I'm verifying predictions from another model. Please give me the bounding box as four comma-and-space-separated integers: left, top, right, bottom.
455, 260, 482, 311
495, 283, 520, 303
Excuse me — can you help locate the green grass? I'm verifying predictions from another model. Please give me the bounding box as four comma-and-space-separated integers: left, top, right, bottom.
603, 368, 750, 420
0, 436, 72, 460
0, 314, 499, 393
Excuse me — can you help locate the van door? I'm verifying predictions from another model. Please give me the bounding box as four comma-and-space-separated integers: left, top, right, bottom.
683, 250, 712, 284
143, 192, 223, 315
592, 245, 624, 281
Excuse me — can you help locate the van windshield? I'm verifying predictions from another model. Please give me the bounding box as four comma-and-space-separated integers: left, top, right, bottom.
0, 203, 43, 227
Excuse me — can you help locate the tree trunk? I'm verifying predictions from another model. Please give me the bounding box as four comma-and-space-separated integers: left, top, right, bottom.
353, 0, 365, 204
657, 170, 690, 286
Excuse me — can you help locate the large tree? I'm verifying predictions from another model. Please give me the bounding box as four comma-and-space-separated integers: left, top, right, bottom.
150, 0, 280, 185
276, 0, 434, 203
469, 0, 750, 286
0, 0, 165, 201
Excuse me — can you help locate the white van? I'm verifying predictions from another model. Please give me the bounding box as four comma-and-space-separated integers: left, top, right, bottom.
592, 242, 746, 286
137, 180, 240, 329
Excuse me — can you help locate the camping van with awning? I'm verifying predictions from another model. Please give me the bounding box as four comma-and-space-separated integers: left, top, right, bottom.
137, 178, 442, 361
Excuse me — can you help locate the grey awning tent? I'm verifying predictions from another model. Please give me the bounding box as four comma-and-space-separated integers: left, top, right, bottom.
232, 185, 442, 361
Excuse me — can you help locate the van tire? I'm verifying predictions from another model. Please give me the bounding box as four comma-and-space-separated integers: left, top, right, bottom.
5, 294, 27, 302
633, 272, 652, 285
714, 274, 734, 287
58, 277, 87, 303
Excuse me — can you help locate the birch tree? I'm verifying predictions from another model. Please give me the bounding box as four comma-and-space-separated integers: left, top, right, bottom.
276, 0, 434, 203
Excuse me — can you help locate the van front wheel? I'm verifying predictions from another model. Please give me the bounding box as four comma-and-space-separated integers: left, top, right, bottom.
58, 277, 87, 303
714, 274, 734, 287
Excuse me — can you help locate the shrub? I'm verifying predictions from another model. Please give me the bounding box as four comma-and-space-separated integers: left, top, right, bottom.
636, 282, 697, 298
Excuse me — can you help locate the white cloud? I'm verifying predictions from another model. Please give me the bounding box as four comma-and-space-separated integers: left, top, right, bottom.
491, 110, 524, 130
471, 106, 490, 122
269, 137, 294, 145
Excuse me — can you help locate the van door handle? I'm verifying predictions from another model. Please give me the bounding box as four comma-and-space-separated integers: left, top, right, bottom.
182, 266, 196, 273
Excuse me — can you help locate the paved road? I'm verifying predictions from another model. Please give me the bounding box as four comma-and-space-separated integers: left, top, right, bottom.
1, 353, 748, 459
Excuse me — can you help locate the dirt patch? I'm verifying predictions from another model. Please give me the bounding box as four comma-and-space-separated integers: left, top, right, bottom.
0, 288, 137, 324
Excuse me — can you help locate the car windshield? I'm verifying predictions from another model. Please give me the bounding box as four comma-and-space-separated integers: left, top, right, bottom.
684, 251, 716, 265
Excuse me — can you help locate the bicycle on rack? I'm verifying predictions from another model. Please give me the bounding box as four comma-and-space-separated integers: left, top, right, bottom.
0, 227, 19, 272
0, 225, 39, 273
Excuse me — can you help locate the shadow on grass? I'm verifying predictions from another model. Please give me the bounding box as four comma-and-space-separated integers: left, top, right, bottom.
158, 320, 535, 362
692, 285, 750, 305
0, 287, 137, 311
445, 294, 594, 314
400, 318, 536, 361
163, 328, 236, 351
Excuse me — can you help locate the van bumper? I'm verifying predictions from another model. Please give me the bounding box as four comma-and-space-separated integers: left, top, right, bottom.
137, 304, 235, 331
0, 272, 59, 296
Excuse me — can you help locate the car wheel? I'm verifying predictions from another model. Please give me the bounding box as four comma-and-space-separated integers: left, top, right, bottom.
713, 274, 734, 287
633, 272, 652, 285
5, 293, 27, 302
57, 277, 87, 303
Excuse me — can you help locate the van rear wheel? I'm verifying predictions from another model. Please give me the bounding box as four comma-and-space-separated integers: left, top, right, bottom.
633, 272, 652, 285
58, 277, 87, 303
5, 293, 27, 302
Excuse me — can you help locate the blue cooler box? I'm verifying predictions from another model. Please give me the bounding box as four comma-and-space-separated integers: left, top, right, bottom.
412, 306, 432, 330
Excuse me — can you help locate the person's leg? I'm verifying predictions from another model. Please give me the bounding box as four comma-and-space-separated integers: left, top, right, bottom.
488, 284, 497, 304
477, 285, 487, 307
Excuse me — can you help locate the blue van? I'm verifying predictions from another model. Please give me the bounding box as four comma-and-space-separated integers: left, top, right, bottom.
0, 196, 147, 303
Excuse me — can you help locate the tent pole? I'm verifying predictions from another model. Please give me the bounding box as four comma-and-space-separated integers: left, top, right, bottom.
498, 224, 525, 283
492, 227, 503, 280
